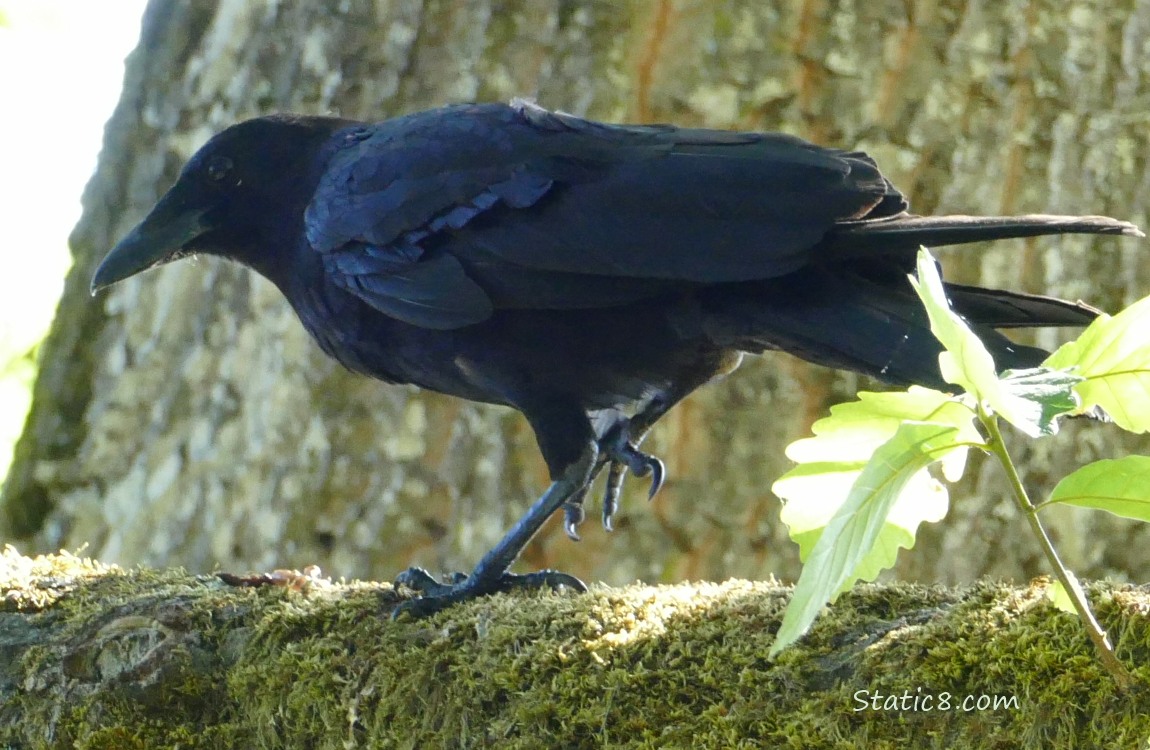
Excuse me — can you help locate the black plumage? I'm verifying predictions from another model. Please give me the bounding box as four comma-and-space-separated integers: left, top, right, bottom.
93, 100, 1141, 615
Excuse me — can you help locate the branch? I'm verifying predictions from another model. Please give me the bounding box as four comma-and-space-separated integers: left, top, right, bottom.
3, 548, 1148, 748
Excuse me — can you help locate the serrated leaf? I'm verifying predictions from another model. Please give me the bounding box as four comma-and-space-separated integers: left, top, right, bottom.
938, 443, 970, 483
995, 367, 1082, 436
1047, 456, 1150, 521
908, 249, 1075, 438
781, 465, 949, 574
784, 386, 981, 465
770, 421, 961, 656
773, 461, 865, 510
1045, 295, 1150, 433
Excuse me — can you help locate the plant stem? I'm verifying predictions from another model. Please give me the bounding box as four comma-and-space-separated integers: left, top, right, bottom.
979, 407, 1133, 690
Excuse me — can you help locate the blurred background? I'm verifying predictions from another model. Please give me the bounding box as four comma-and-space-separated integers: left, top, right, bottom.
0, 0, 146, 478
2, 0, 1149, 591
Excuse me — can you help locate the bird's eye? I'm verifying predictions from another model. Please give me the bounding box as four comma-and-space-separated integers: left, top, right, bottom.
206, 156, 234, 183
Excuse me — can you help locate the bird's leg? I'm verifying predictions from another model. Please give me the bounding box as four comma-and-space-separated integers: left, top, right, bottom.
560, 401, 670, 539
593, 364, 729, 531
560, 424, 655, 538
591, 391, 683, 532
556, 414, 667, 539
393, 444, 597, 619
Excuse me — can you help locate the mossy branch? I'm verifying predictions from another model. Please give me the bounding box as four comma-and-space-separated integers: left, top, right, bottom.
4, 548, 1150, 749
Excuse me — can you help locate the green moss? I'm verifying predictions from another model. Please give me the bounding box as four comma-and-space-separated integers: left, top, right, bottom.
5, 551, 1150, 748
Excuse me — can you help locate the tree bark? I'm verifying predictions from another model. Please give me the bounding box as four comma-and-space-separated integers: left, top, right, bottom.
3, 0, 1150, 590
4, 550, 1150, 749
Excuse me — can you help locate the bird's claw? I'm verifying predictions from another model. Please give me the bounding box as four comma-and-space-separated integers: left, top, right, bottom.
391, 566, 586, 620
563, 498, 586, 541
591, 441, 665, 533
557, 422, 670, 539
606, 439, 665, 500
393, 566, 467, 595
602, 461, 626, 531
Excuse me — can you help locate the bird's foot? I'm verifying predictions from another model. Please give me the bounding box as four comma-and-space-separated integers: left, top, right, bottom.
391, 566, 586, 619
598, 424, 665, 530
602, 425, 665, 499
561, 424, 667, 539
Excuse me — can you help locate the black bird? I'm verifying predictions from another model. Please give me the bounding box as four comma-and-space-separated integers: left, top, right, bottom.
92, 99, 1141, 616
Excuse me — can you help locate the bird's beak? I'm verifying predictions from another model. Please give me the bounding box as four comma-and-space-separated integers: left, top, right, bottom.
91, 193, 210, 294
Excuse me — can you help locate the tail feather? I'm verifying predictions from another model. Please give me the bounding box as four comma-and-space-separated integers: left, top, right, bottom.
709, 297, 1055, 390
704, 267, 1099, 390
945, 284, 1100, 328
703, 212, 1139, 388
826, 213, 1143, 256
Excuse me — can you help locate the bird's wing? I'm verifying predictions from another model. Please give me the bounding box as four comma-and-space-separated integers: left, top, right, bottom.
317, 239, 494, 330
304, 101, 906, 328
443, 102, 908, 284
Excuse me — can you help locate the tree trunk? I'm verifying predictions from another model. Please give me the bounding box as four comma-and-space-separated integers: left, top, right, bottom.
3, 0, 1149, 590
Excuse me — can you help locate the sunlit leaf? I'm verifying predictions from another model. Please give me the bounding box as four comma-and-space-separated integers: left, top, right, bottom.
774, 461, 865, 510
770, 421, 961, 656
908, 249, 1001, 400
1047, 456, 1150, 522
994, 367, 1082, 437
908, 248, 1078, 437
781, 465, 948, 575
784, 387, 980, 465
1045, 295, 1150, 433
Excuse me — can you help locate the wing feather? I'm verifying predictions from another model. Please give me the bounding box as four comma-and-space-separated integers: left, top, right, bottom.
304, 101, 906, 328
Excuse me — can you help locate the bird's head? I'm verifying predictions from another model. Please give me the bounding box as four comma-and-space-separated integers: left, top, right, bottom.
91, 114, 354, 293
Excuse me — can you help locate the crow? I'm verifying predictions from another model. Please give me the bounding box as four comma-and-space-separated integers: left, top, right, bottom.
92, 99, 1141, 617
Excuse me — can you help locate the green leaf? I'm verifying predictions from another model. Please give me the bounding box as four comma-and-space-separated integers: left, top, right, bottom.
995, 367, 1083, 437
908, 248, 1076, 438
772, 388, 980, 654
1047, 456, 1150, 522
774, 462, 865, 510
1044, 295, 1150, 433
908, 250, 1001, 400
770, 421, 960, 657
784, 387, 981, 465
1046, 579, 1079, 615
780, 462, 949, 571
